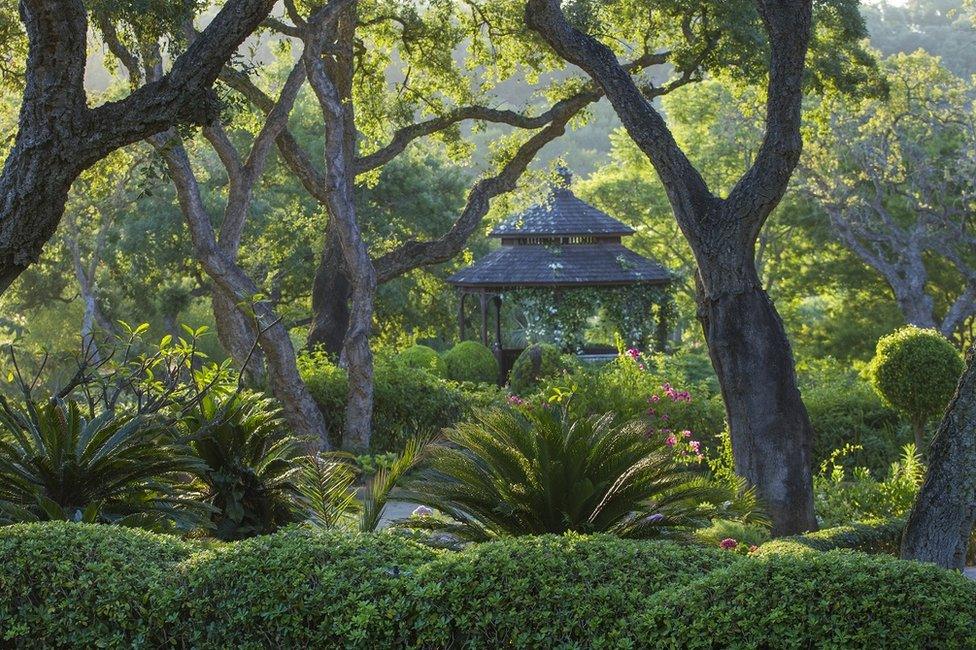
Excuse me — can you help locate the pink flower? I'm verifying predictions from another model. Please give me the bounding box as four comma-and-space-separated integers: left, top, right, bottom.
681, 430, 692, 438
660, 413, 669, 421
626, 348, 641, 360
665, 434, 677, 447
719, 538, 738, 550
412, 506, 434, 517
507, 395, 526, 406
638, 363, 646, 371
649, 395, 660, 403
689, 440, 701, 453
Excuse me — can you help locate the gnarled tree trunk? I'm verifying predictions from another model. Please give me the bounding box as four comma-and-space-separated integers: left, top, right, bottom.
526, 0, 818, 535
901, 344, 976, 569
0, 0, 277, 292
211, 288, 266, 386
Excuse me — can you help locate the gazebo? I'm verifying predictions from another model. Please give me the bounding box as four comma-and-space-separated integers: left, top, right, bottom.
447, 169, 674, 381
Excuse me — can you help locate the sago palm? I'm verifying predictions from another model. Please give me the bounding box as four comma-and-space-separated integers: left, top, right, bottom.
185, 392, 305, 540
402, 405, 762, 540
0, 397, 207, 529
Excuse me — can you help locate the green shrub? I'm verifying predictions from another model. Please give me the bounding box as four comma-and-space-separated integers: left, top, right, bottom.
169, 527, 437, 648
695, 518, 770, 549
755, 518, 906, 556
0, 522, 191, 647
184, 391, 305, 540
402, 535, 736, 647
869, 326, 964, 447
508, 343, 575, 395
813, 443, 924, 527
0, 398, 207, 530
800, 364, 904, 473
3, 522, 974, 648
533, 352, 727, 451
402, 406, 761, 540
441, 340, 498, 384
298, 351, 468, 451
395, 344, 447, 377
634, 550, 976, 648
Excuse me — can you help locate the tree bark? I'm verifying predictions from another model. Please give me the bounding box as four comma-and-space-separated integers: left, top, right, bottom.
211, 287, 266, 386
697, 269, 817, 536
306, 225, 351, 356
304, 5, 376, 451
901, 344, 976, 569
0, 0, 277, 293
525, 0, 819, 535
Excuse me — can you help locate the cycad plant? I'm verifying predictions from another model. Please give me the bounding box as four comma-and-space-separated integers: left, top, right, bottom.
0, 397, 207, 530
402, 405, 763, 541
185, 392, 304, 540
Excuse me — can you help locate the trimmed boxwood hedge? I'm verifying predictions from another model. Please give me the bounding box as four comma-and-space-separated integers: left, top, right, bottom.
0, 522, 192, 647
755, 518, 906, 557
633, 550, 976, 649
2, 522, 974, 648
400, 534, 736, 647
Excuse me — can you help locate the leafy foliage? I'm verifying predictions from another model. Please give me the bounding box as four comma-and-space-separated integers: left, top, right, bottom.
3, 522, 973, 647
813, 443, 925, 527
0, 397, 206, 530
508, 343, 574, 395
634, 550, 976, 648
185, 391, 305, 540
441, 341, 498, 385
394, 344, 447, 377
755, 518, 907, 556
402, 405, 761, 540
295, 452, 359, 530
298, 351, 468, 450
869, 326, 964, 432
401, 534, 735, 647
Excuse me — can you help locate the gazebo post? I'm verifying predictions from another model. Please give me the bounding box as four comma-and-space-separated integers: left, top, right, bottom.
458, 292, 466, 340
479, 291, 489, 346
493, 295, 504, 385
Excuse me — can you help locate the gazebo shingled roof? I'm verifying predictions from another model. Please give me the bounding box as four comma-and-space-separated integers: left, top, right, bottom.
447, 171, 671, 289
489, 185, 636, 237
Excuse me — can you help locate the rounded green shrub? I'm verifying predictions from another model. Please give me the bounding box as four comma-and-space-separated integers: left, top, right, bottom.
0, 522, 191, 647
754, 518, 906, 556
395, 344, 447, 377
508, 343, 572, 395
400, 534, 737, 647
868, 326, 964, 446
298, 351, 467, 451
170, 527, 437, 648
442, 341, 498, 384
634, 550, 976, 648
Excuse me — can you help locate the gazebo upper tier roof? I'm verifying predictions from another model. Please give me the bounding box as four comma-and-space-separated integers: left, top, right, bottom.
490, 186, 635, 238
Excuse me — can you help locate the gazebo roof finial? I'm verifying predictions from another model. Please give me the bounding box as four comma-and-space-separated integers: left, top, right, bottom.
556, 164, 573, 187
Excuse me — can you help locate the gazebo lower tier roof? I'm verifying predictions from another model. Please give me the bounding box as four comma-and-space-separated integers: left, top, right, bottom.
447, 243, 671, 289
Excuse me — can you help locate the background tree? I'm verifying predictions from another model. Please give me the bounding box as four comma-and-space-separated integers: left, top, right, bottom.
802, 52, 976, 345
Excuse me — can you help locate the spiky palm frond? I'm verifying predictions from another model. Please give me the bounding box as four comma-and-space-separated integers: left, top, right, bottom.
184, 392, 304, 540
401, 406, 763, 540
296, 451, 360, 529
0, 396, 208, 531
361, 432, 434, 533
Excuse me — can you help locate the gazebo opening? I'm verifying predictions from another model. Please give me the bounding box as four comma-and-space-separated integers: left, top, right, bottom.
448, 168, 675, 383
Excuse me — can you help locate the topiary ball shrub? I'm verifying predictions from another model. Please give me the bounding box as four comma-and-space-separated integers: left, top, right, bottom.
170, 527, 437, 648
508, 343, 573, 395
0, 522, 192, 647
401, 534, 737, 647
395, 344, 447, 378
868, 326, 964, 448
442, 341, 499, 385
633, 550, 976, 648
